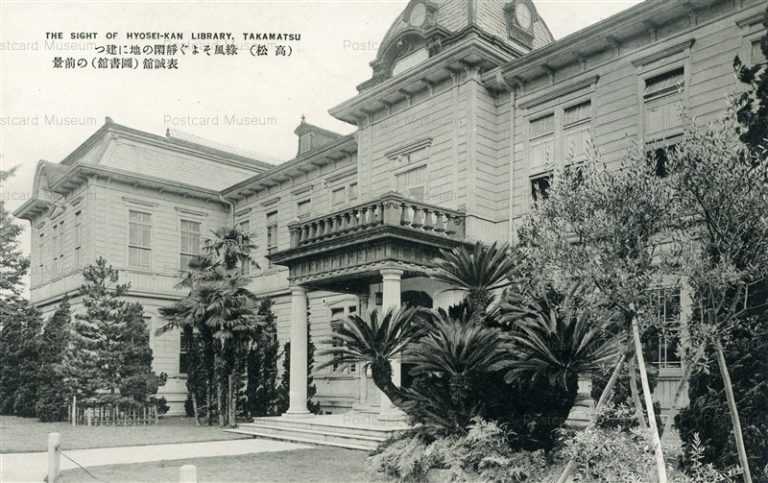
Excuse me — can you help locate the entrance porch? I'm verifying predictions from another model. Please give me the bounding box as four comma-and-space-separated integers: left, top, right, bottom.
244, 192, 467, 447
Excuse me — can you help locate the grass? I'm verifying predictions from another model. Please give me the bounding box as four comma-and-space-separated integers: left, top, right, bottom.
0, 415, 248, 453
59, 447, 382, 483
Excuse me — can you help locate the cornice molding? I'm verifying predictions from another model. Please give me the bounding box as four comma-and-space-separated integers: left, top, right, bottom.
324, 167, 357, 186
386, 138, 433, 159
261, 196, 281, 208
175, 207, 208, 217
519, 74, 600, 110
630, 37, 695, 67
122, 196, 159, 208
291, 184, 314, 196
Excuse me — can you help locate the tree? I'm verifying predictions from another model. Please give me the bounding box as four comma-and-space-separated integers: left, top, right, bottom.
159, 226, 262, 427
0, 167, 30, 299
431, 242, 516, 317
36, 297, 71, 421
317, 307, 425, 411
666, 112, 768, 482
521, 146, 675, 482
0, 166, 36, 416
0, 301, 43, 417
61, 257, 160, 410
246, 299, 280, 417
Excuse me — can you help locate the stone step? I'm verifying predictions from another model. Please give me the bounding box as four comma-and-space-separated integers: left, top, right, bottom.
227, 423, 385, 451
249, 416, 407, 439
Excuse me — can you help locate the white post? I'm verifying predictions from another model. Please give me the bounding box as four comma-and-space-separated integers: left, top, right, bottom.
71, 395, 77, 427
48, 433, 61, 483
379, 268, 404, 420
285, 285, 310, 416
179, 464, 197, 483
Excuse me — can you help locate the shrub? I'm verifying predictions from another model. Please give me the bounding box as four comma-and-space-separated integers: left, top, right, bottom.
559, 424, 655, 483
675, 314, 768, 478
369, 419, 553, 482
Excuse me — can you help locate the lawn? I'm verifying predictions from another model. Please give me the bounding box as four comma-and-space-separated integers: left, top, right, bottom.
59, 447, 383, 483
0, 415, 248, 453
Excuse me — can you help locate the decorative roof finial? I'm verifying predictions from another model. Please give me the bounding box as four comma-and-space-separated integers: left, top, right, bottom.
301, 114, 306, 123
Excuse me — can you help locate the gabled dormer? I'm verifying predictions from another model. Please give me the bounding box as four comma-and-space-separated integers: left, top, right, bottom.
294, 117, 343, 156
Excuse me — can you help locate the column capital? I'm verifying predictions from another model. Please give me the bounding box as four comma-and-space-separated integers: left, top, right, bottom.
380, 268, 404, 280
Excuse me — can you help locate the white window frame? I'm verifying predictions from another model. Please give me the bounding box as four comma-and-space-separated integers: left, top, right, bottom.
646, 286, 683, 374
635, 44, 692, 143
74, 211, 83, 269
297, 198, 312, 220
395, 164, 428, 202
179, 219, 202, 271
128, 210, 152, 269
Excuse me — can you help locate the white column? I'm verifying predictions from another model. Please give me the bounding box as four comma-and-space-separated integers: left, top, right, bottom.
285, 285, 311, 416
379, 268, 403, 419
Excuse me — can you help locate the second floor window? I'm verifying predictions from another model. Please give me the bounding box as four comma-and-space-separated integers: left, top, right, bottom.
238, 220, 251, 276
396, 165, 427, 201
529, 114, 555, 170
74, 211, 82, 268
563, 101, 592, 163
297, 199, 312, 219
266, 212, 278, 252
51, 223, 59, 275
644, 67, 685, 140
38, 232, 46, 279
180, 220, 201, 270
128, 210, 152, 268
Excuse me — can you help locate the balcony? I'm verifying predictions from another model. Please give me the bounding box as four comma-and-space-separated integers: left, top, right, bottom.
269, 192, 467, 288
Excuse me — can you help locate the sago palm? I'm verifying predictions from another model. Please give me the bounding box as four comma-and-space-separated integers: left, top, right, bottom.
205, 226, 259, 271
432, 242, 516, 315
408, 309, 512, 406
317, 307, 426, 410
501, 288, 622, 391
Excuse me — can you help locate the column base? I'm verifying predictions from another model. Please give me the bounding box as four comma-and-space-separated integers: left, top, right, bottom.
283, 411, 314, 419
377, 407, 408, 423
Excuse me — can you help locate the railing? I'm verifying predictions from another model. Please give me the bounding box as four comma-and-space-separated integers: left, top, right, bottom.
287, 191, 466, 249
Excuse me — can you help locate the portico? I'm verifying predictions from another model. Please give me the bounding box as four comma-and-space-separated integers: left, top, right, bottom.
268, 191, 468, 420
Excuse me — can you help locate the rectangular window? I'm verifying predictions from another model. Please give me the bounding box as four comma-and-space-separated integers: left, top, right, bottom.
74, 211, 82, 268
238, 220, 251, 275
647, 287, 682, 369
529, 114, 555, 171
297, 199, 312, 219
563, 101, 592, 163
57, 221, 65, 273
266, 211, 278, 251
180, 220, 201, 271
332, 187, 346, 208
644, 67, 685, 140
51, 224, 59, 275
396, 165, 427, 201
128, 210, 152, 268
348, 183, 358, 202
530, 173, 553, 203
39, 232, 46, 280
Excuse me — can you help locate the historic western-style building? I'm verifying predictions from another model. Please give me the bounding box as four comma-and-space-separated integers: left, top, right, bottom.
14, 0, 767, 434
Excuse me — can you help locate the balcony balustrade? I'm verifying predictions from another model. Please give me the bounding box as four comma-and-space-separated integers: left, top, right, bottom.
288, 191, 465, 249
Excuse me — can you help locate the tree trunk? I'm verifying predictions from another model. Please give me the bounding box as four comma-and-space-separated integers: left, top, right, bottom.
629, 355, 649, 432
632, 318, 667, 483
206, 384, 213, 426
715, 340, 753, 483
191, 392, 200, 426
371, 359, 408, 410
228, 373, 236, 428
217, 380, 224, 427
661, 342, 705, 439
556, 352, 627, 483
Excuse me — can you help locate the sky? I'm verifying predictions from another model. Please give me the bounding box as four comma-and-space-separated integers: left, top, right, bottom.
0, 0, 643, 260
